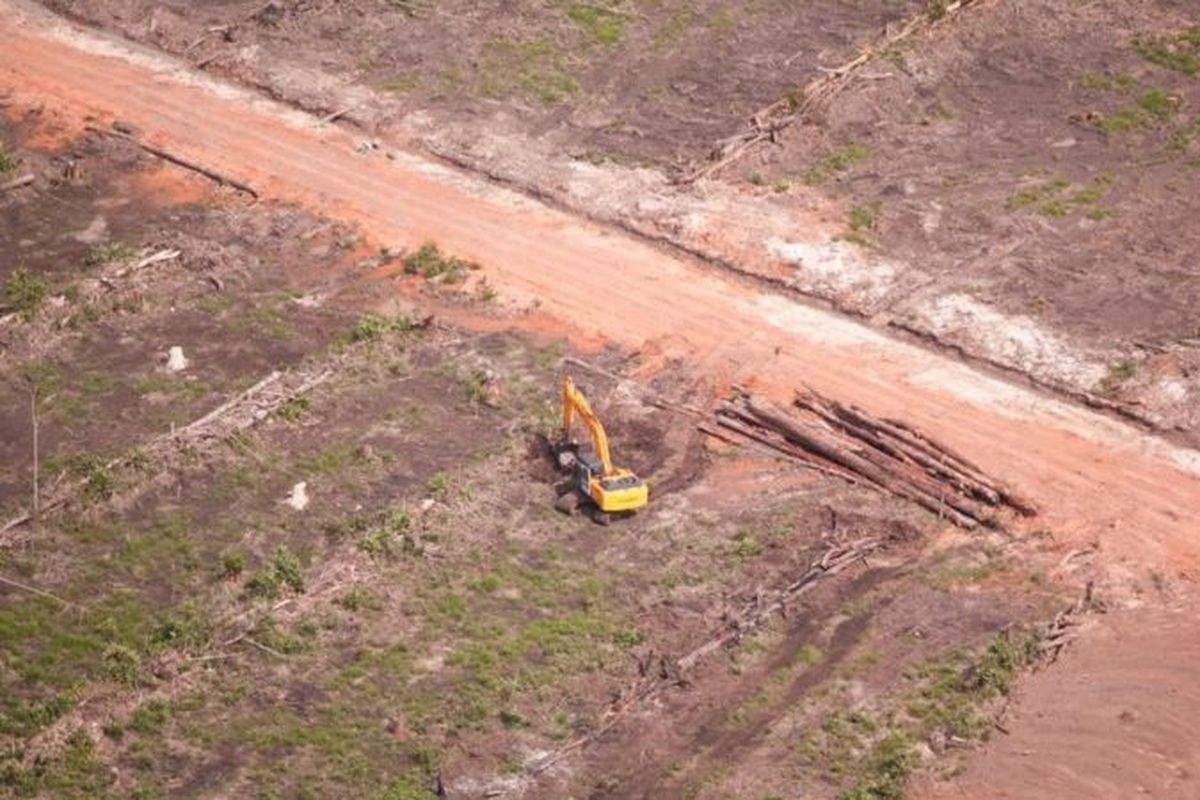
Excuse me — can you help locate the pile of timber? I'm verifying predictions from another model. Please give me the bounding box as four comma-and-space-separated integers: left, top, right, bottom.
715, 389, 1037, 529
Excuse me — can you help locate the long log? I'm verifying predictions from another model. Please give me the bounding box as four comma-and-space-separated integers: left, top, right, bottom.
780, 401, 995, 527
0, 174, 35, 192
86, 126, 259, 198
795, 391, 1004, 507
733, 397, 980, 528
794, 388, 1037, 517
872, 412, 1038, 516
714, 413, 863, 485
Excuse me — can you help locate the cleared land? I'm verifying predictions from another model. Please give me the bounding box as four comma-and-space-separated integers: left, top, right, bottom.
0, 111, 1066, 799
37, 0, 1200, 435
2, 2, 1200, 800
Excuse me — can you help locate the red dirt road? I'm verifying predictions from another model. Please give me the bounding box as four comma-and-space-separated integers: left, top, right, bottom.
1, 3, 1196, 578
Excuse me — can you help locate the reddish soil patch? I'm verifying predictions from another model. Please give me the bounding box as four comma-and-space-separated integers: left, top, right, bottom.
915, 605, 1200, 800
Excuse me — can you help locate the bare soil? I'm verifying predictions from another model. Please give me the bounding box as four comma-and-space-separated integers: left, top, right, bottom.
0, 94, 1073, 800
746, 0, 1200, 416
0, 114, 358, 511
916, 605, 1200, 800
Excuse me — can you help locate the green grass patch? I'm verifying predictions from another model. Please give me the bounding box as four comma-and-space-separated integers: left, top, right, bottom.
842, 733, 916, 800
1083, 89, 1181, 133
348, 312, 419, 343
848, 201, 881, 233
799, 628, 1042, 799
566, 3, 626, 46
1138, 88, 1179, 121
403, 241, 480, 284
244, 546, 306, 600
1096, 359, 1138, 396
1077, 70, 1137, 93
1168, 115, 1200, 152
0, 695, 75, 738
0, 729, 110, 798
276, 396, 310, 422
729, 530, 762, 563
0, 588, 154, 694
480, 37, 579, 105
653, 4, 698, 51
380, 72, 421, 94
839, 200, 882, 246
337, 586, 377, 613
0, 144, 16, 175
1005, 175, 1114, 219
803, 143, 871, 186
708, 6, 737, 35
1133, 27, 1200, 76
83, 241, 138, 268
4, 268, 50, 320
41, 454, 119, 502
129, 700, 171, 735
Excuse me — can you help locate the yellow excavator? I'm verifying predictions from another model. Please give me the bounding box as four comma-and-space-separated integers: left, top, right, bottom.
554, 376, 648, 521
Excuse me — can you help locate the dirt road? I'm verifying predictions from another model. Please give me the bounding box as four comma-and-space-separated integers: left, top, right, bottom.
1, 0, 1196, 578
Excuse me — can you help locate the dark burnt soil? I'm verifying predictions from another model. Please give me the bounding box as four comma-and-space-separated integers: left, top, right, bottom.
0, 113, 361, 511
39, 0, 922, 166
737, 0, 1200, 401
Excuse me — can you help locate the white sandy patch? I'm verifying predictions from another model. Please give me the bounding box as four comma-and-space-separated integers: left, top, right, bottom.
768, 238, 897, 303
919, 293, 1108, 388
750, 293, 893, 348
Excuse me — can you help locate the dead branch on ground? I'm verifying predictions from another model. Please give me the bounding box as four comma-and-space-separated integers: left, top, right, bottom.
0, 174, 35, 192
525, 536, 885, 776
679, 0, 981, 183
86, 125, 259, 198
0, 367, 331, 539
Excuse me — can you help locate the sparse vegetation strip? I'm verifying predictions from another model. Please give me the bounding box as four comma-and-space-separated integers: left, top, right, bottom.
526, 534, 889, 777
680, 0, 983, 183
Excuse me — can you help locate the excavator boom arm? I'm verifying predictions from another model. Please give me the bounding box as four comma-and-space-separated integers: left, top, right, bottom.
562, 376, 614, 475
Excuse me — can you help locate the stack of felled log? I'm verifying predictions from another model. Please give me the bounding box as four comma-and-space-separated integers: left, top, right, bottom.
715, 388, 1038, 530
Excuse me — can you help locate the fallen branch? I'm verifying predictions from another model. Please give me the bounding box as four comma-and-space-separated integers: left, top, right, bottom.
181, 371, 281, 434
680, 0, 981, 182
86, 125, 259, 198
0, 173, 35, 192
242, 636, 287, 659
320, 103, 359, 124
526, 536, 885, 776
0, 574, 78, 608
110, 248, 182, 279
1, 367, 330, 540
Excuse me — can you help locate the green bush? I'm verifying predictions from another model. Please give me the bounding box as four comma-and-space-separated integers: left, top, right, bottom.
4, 269, 49, 320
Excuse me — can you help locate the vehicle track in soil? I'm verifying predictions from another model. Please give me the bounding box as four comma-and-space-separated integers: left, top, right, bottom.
0, 1, 1196, 581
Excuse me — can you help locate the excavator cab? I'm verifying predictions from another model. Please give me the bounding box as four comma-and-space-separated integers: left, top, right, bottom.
556, 376, 649, 518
